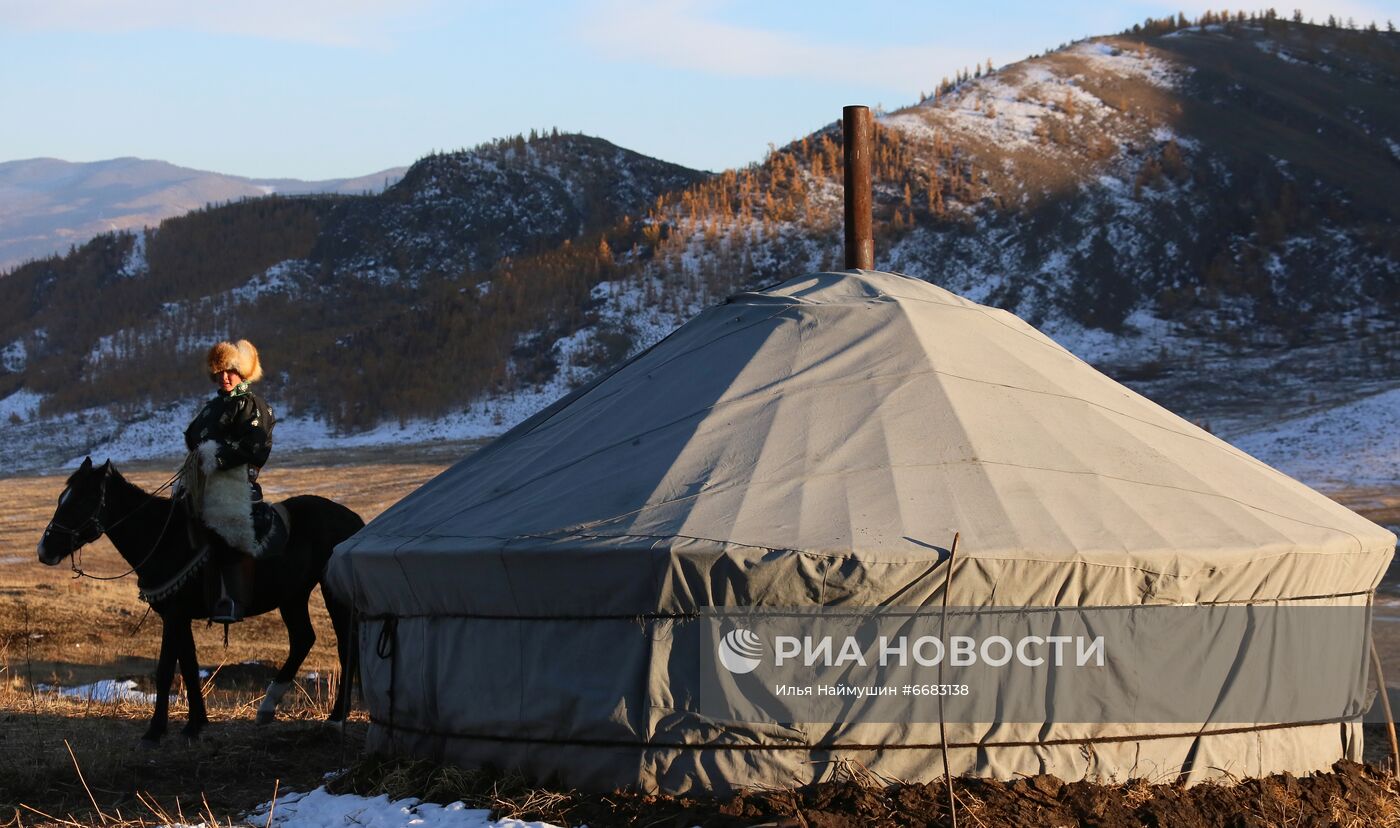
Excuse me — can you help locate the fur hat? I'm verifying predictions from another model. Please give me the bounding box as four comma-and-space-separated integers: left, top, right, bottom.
206, 339, 263, 383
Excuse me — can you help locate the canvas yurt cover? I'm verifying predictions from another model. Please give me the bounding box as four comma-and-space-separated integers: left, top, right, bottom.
326, 270, 1395, 793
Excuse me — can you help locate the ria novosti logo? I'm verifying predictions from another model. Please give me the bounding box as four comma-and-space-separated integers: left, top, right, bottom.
716, 626, 1107, 675
717, 628, 764, 674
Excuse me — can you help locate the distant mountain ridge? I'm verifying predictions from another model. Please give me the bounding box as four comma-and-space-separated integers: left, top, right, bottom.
0, 156, 408, 271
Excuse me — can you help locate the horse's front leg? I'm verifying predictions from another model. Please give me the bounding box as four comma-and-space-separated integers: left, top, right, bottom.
174, 623, 207, 740
141, 619, 179, 745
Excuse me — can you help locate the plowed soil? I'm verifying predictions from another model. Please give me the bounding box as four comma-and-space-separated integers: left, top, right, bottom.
557, 760, 1400, 826
327, 754, 1400, 827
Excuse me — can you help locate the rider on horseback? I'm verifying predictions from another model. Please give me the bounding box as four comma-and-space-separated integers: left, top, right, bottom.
183, 339, 282, 623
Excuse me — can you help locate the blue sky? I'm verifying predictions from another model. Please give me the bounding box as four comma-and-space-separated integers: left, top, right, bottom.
2, 0, 1395, 179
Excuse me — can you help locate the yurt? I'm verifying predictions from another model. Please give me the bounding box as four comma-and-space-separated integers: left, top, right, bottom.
326, 268, 1396, 794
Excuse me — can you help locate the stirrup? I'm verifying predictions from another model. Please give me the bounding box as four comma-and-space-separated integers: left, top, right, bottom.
211, 597, 245, 623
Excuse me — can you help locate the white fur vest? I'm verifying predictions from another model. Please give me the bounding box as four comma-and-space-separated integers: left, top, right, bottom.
196, 441, 261, 556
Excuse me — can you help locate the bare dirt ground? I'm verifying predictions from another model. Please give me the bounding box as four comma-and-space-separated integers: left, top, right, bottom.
325, 755, 1400, 827
1, 447, 1397, 826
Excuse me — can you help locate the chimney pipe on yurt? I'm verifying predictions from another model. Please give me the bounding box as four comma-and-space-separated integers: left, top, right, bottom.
843, 105, 874, 270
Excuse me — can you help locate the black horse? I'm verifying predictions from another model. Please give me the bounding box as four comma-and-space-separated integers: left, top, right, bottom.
36, 457, 364, 744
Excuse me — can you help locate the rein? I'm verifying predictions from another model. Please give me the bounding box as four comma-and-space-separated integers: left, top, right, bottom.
56, 465, 184, 582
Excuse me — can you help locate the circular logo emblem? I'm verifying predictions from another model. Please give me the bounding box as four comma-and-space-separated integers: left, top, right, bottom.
718, 627, 764, 674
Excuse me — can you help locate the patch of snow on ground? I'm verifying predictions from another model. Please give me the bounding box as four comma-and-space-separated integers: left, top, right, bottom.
37, 679, 157, 704
1018, 65, 1057, 84
15, 368, 605, 472
1036, 309, 1174, 366
351, 265, 406, 288
592, 277, 695, 353
887, 41, 1177, 151
1149, 125, 1200, 150
885, 66, 1089, 151
231, 260, 302, 302
245, 787, 560, 828
58, 400, 195, 468
1255, 40, 1304, 65
0, 388, 43, 421
85, 332, 122, 367
266, 393, 548, 455
1387, 138, 1400, 162
1070, 40, 1179, 87
1231, 387, 1400, 489
118, 231, 148, 279
2, 338, 28, 372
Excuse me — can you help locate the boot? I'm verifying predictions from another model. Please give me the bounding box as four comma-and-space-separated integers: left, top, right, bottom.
212, 555, 255, 623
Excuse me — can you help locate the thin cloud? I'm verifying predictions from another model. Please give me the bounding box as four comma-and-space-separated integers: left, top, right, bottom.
0, 0, 433, 47
580, 0, 993, 95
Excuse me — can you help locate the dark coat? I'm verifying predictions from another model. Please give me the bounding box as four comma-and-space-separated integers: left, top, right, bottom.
184, 384, 275, 489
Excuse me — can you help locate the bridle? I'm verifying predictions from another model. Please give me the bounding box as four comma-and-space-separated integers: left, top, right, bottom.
44, 466, 114, 550
44, 463, 183, 581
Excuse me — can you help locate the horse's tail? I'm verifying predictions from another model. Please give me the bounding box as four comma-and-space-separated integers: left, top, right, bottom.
318, 505, 365, 722
321, 570, 359, 722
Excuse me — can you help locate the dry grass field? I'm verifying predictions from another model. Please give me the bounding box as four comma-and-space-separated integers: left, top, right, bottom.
0, 446, 1396, 825
0, 451, 456, 692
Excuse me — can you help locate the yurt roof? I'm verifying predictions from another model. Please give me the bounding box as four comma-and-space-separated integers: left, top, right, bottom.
329, 270, 1394, 611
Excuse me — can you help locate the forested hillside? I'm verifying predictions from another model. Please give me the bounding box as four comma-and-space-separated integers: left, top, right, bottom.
0, 133, 706, 430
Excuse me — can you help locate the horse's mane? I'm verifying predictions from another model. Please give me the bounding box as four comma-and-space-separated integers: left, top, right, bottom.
106, 463, 177, 506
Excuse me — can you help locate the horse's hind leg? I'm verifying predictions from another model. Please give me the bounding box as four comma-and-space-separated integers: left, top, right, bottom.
256, 600, 315, 725
322, 585, 355, 722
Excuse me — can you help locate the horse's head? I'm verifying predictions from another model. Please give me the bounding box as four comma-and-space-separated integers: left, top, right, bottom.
37, 457, 114, 566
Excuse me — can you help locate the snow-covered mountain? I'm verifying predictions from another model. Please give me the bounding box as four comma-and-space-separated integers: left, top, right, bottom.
1, 18, 1397, 490
0, 157, 407, 271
